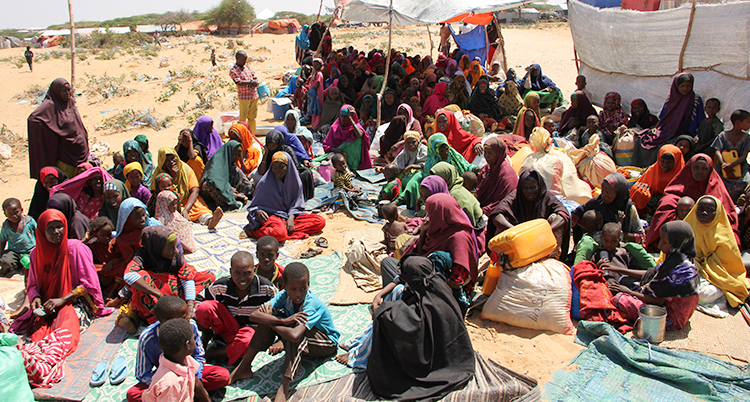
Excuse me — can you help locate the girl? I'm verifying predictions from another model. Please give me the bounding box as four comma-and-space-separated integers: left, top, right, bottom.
123, 162, 151, 204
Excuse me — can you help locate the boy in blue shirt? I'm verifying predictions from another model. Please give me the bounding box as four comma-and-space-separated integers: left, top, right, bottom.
229, 262, 340, 402
0, 198, 36, 276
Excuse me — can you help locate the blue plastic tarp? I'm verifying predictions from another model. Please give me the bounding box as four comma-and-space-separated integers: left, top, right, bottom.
448, 24, 488, 66
578, 0, 622, 8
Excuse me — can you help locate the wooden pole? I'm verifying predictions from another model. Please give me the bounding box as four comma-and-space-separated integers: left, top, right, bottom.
678, 0, 697, 72
68, 0, 75, 91
316, 0, 324, 23
493, 17, 508, 74
376, 0, 393, 127
426, 24, 433, 61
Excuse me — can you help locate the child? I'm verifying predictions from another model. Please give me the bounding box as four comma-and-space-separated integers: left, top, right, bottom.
676, 196, 695, 220
332, 153, 358, 192
125, 162, 152, 204
378, 164, 402, 201
581, 115, 607, 146
0, 198, 36, 275
542, 116, 558, 137
229, 263, 340, 402
564, 115, 583, 146
108, 153, 124, 176
695, 98, 723, 155
141, 318, 201, 402
85, 216, 113, 269
591, 223, 655, 290
256, 236, 285, 290
195, 251, 277, 365
381, 202, 409, 253
128, 296, 229, 402
712, 109, 750, 201
461, 171, 478, 194
578, 209, 603, 244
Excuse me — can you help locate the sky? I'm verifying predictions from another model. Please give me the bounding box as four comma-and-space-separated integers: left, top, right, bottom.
1, 0, 336, 30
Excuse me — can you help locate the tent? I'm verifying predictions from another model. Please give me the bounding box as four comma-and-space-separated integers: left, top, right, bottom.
569, 0, 750, 122
256, 8, 275, 20
250, 18, 302, 34
338, 0, 527, 24
449, 24, 489, 66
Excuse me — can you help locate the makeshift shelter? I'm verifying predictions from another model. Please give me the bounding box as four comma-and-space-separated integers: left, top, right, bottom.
339, 0, 526, 25
448, 24, 489, 66
569, 0, 750, 122
257, 8, 275, 20
250, 19, 302, 34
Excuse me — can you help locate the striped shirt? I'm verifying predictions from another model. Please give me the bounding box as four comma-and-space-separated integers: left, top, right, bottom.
200, 275, 277, 327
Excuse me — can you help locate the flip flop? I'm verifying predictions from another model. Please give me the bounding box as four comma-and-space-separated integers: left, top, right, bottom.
109, 356, 128, 385
89, 361, 108, 387
300, 248, 323, 259
315, 237, 329, 248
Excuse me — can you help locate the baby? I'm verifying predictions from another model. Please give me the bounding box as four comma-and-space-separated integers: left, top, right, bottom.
461, 171, 477, 194
378, 164, 402, 202
332, 154, 358, 193
578, 210, 603, 244
381, 202, 409, 253
676, 196, 695, 220
0, 198, 36, 275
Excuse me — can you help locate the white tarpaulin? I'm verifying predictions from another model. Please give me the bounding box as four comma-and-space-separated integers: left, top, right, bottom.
570, 0, 750, 122
339, 0, 525, 25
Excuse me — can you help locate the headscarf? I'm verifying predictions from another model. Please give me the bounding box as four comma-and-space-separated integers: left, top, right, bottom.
76, 162, 93, 172
154, 190, 196, 254
430, 162, 483, 227
360, 94, 377, 118
201, 140, 243, 210
134, 134, 152, 164
458, 54, 470, 71
278, 74, 299, 97
119, 140, 154, 186
497, 81, 524, 119
31, 210, 72, 301
28, 78, 89, 179
296, 25, 310, 49
319, 86, 343, 128
50, 167, 113, 202
114, 197, 160, 238
309, 23, 323, 52
573, 172, 638, 229
47, 193, 90, 240
381, 88, 399, 123
504, 68, 523, 88
152, 146, 192, 202
447, 72, 471, 110
598, 92, 629, 135
29, 166, 67, 221
380, 116, 407, 158
175, 128, 208, 164
437, 110, 481, 163
629, 145, 685, 210
559, 90, 597, 133
132, 226, 187, 275
647, 154, 739, 248
228, 122, 262, 174
99, 179, 130, 226
263, 129, 299, 170
520, 63, 559, 92
322, 105, 372, 170
193, 115, 223, 159
122, 161, 144, 193
469, 76, 501, 120
395, 132, 428, 170
423, 133, 474, 175
423, 193, 478, 282
464, 60, 485, 89
274, 124, 310, 162
644, 73, 704, 148
324, 67, 340, 89
423, 81, 449, 116
337, 75, 358, 105
397, 103, 421, 133
684, 195, 750, 307
245, 152, 305, 231
420, 175, 450, 195
476, 137, 518, 212
372, 75, 385, 92
627, 99, 659, 130
420, 73, 437, 103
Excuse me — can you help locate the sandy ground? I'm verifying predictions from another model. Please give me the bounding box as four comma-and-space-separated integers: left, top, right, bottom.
0, 24, 583, 386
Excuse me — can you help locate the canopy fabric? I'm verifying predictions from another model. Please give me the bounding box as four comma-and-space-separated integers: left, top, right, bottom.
338, 0, 525, 25
449, 24, 489, 66
443, 12, 495, 25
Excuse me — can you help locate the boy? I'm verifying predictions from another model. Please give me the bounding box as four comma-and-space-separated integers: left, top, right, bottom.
142, 318, 201, 402
196, 251, 277, 365
713, 109, 750, 201
676, 196, 695, 220
581, 115, 606, 146
381, 202, 409, 253
378, 164, 402, 202
256, 236, 285, 290
591, 223, 654, 290
695, 98, 723, 155
108, 153, 124, 176
128, 296, 228, 402
229, 263, 340, 402
331, 153, 358, 193
461, 171, 478, 194
577, 210, 603, 244
0, 198, 36, 275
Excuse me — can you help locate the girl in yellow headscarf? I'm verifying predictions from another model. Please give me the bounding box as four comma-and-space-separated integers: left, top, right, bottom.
684, 195, 750, 307
227, 122, 262, 175
123, 161, 152, 204
512, 92, 541, 134
464, 59, 485, 90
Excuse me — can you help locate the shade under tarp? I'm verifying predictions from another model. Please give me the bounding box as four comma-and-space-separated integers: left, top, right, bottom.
338, 0, 526, 25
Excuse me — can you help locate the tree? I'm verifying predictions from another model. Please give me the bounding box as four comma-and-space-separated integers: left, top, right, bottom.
207, 0, 255, 29
160, 9, 195, 31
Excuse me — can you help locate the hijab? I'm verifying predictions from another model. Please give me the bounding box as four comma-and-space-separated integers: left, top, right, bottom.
32, 210, 73, 301
29, 166, 67, 221
154, 190, 196, 254
430, 162, 483, 227
521, 63, 558, 91
201, 140, 243, 210
274, 124, 310, 162
47, 193, 90, 240
464, 60, 485, 89
175, 128, 208, 164
296, 25, 310, 49
99, 179, 130, 227
437, 110, 481, 163
627, 99, 659, 130
573, 172, 635, 227
320, 86, 344, 128
246, 152, 305, 231
132, 226, 187, 275
423, 81, 449, 116
476, 137, 518, 211
50, 167, 113, 202
397, 103, 420, 133
423, 133, 474, 175
152, 147, 192, 201
645, 73, 703, 148
114, 197, 160, 238
337, 76, 358, 105
360, 94, 377, 118
420, 175, 450, 195
122, 162, 144, 193
423, 193, 478, 282
134, 134, 152, 163
394, 131, 428, 170
263, 129, 299, 170
599, 92, 629, 134
639, 220, 699, 304
193, 115, 223, 159
469, 76, 501, 120
116, 140, 154, 186
381, 88, 399, 123
228, 122, 261, 174
322, 105, 372, 170
497, 81, 524, 119
559, 90, 597, 133
629, 145, 684, 210
380, 115, 407, 158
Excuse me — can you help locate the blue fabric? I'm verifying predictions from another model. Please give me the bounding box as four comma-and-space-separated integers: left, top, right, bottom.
134, 319, 205, 384
180, 279, 196, 300
448, 24, 488, 66
308, 87, 321, 116
274, 125, 311, 161
268, 289, 341, 345
296, 25, 310, 49
578, 0, 622, 7
275, 75, 299, 98
113, 198, 161, 238
570, 265, 582, 321
0, 215, 36, 254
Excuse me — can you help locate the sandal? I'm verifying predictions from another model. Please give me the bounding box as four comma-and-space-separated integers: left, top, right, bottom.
300, 248, 323, 259
315, 237, 329, 248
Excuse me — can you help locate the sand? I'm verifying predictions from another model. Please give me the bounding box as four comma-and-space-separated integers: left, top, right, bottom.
0, 24, 584, 385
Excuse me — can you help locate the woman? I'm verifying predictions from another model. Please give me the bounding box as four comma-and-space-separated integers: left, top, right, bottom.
464, 60, 485, 89
121, 226, 214, 327
295, 25, 310, 65
599, 92, 629, 136
113, 140, 154, 186
366, 255, 475, 401
684, 195, 750, 308
572, 172, 645, 243
283, 110, 315, 161
226, 122, 262, 176
379, 115, 407, 162
46, 193, 90, 240
99, 179, 129, 228
123, 162, 151, 204
646, 154, 738, 249
381, 89, 399, 123
152, 147, 222, 228
193, 115, 223, 159
337, 75, 358, 105
397, 103, 422, 134
497, 81, 524, 118
28, 78, 89, 179
29, 167, 67, 221
641, 73, 705, 150
469, 76, 502, 121
307, 58, 325, 129
200, 140, 253, 211
394, 131, 428, 189
324, 67, 340, 90
559, 90, 597, 134
243, 152, 325, 242
134, 134, 153, 164
512, 92, 542, 134
260, 129, 315, 200
490, 169, 571, 257
627, 99, 659, 130
50, 167, 113, 221
318, 86, 344, 129
358, 94, 377, 122
155, 191, 197, 254
419, 175, 450, 197
519, 63, 562, 109
420, 73, 437, 103
175, 128, 208, 179
514, 108, 541, 140
276, 75, 300, 98
446, 74, 470, 110
476, 137, 518, 215
436, 110, 482, 164
430, 162, 483, 228
629, 145, 684, 213
10, 210, 106, 364
423, 81, 449, 116
322, 105, 373, 172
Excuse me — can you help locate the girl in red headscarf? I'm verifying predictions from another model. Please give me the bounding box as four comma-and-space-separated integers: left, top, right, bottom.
436, 110, 482, 163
